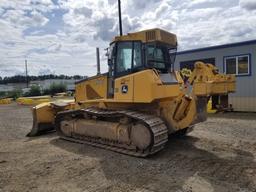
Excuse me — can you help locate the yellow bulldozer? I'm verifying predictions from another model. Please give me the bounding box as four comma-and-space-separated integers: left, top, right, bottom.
27, 28, 235, 157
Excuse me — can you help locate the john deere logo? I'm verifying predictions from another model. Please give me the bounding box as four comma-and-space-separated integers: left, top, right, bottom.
181, 68, 192, 78
121, 85, 128, 94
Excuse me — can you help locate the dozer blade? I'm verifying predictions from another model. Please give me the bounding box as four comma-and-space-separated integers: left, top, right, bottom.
27, 106, 55, 137
27, 100, 75, 137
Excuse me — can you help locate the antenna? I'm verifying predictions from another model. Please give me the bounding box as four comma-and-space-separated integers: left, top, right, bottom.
96, 47, 101, 75
118, 0, 123, 36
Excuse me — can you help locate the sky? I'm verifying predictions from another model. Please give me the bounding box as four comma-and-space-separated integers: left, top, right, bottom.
0, 0, 256, 77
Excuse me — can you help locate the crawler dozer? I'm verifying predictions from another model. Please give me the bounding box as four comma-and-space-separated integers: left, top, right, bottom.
27, 28, 235, 157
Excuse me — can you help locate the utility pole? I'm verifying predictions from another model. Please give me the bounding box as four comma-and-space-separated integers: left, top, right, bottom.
25, 59, 28, 88
118, 0, 123, 36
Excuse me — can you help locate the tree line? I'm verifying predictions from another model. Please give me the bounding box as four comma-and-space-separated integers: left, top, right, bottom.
0, 74, 85, 84
0, 83, 69, 99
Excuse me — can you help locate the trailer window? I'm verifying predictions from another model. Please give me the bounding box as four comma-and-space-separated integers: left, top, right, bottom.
238, 56, 249, 74
225, 54, 250, 76
226, 58, 236, 74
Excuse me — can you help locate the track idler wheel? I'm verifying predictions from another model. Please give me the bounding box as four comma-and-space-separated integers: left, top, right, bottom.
131, 123, 152, 150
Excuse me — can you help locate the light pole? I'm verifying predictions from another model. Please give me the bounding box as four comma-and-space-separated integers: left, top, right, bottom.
25, 59, 28, 88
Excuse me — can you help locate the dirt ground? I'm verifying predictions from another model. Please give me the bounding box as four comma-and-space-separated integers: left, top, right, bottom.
0, 103, 256, 192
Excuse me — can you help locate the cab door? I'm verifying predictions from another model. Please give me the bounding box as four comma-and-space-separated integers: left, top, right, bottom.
113, 41, 143, 101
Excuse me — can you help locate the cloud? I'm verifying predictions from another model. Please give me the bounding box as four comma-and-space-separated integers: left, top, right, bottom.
0, 0, 256, 77
38, 68, 55, 75
30, 10, 49, 26
2, 9, 49, 29
129, 0, 160, 10
0, 7, 3, 15
31, 0, 53, 6
187, 0, 234, 9
240, 0, 256, 10
155, 3, 170, 18
92, 15, 117, 41
47, 43, 62, 52
74, 7, 92, 17
0, 0, 57, 13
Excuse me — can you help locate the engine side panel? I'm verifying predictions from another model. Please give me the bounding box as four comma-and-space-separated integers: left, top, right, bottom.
114, 69, 182, 103
75, 74, 108, 103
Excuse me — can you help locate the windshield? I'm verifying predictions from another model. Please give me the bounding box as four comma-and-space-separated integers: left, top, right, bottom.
146, 43, 177, 71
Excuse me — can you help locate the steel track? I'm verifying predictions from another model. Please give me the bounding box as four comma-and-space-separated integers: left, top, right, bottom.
55, 108, 168, 157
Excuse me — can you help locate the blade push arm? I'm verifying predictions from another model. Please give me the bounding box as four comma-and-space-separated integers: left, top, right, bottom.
188, 62, 235, 96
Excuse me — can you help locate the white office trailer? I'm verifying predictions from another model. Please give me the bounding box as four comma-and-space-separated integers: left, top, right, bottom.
175, 40, 256, 112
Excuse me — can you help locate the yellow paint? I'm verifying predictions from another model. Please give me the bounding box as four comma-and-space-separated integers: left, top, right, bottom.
31, 28, 236, 135
189, 62, 236, 96
114, 75, 134, 101
207, 98, 217, 114
75, 74, 108, 102
112, 28, 177, 47
34, 102, 55, 123
32, 62, 236, 133
17, 97, 51, 105
113, 69, 182, 103
63, 61, 235, 132
33, 100, 76, 124
0, 98, 12, 104
180, 68, 192, 78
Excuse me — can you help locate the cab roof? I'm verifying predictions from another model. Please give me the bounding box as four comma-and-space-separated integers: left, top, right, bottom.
112, 28, 177, 47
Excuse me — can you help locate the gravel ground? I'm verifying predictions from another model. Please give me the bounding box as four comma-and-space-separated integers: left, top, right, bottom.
0, 103, 256, 192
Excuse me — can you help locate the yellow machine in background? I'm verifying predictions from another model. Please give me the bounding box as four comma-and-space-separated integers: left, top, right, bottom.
27, 28, 235, 157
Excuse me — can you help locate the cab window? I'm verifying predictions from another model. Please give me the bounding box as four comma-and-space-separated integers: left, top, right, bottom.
115, 41, 142, 76
133, 42, 142, 68
146, 45, 166, 69
116, 42, 133, 73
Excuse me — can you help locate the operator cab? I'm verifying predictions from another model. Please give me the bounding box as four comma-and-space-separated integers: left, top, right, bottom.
107, 28, 177, 78
106, 28, 177, 97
